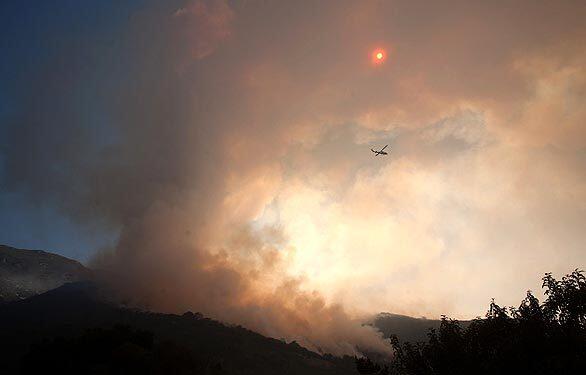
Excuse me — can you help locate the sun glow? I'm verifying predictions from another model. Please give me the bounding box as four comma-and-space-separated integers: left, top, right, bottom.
372, 48, 386, 64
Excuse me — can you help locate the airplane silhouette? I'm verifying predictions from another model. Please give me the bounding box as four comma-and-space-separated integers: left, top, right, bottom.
371, 145, 389, 156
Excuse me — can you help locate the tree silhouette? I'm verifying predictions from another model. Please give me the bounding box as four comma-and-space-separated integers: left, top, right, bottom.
356, 356, 389, 375
358, 270, 586, 375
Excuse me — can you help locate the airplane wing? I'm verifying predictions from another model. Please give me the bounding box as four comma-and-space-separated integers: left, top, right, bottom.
380, 145, 388, 152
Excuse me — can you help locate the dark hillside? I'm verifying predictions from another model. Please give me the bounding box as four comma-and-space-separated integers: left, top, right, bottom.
0, 282, 357, 374
373, 313, 471, 343
0, 244, 92, 302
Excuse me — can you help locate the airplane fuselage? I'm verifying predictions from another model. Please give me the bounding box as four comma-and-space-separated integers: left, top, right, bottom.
371, 145, 389, 156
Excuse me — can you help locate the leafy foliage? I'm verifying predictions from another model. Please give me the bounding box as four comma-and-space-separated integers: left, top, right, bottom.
358, 270, 586, 375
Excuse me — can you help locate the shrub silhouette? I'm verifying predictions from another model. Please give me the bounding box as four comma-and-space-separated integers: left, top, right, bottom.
358, 270, 586, 375
356, 356, 389, 374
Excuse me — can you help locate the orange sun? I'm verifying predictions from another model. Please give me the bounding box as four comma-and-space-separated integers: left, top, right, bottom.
372, 49, 386, 65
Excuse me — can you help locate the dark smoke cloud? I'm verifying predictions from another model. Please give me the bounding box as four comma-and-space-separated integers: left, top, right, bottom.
0, 0, 394, 355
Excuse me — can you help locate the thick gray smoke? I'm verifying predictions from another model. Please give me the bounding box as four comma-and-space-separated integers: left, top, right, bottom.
0, 0, 393, 355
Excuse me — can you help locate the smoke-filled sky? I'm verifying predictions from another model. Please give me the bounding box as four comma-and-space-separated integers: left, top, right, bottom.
1, 0, 586, 354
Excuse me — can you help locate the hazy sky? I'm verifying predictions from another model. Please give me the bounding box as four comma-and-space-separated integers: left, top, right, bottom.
1, 0, 585, 353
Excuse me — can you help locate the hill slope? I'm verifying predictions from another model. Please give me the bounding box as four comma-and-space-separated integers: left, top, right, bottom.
372, 313, 472, 343
372, 313, 441, 342
0, 282, 357, 374
0, 244, 92, 302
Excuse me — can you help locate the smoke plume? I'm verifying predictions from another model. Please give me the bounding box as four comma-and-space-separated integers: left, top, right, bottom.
2, 0, 586, 354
